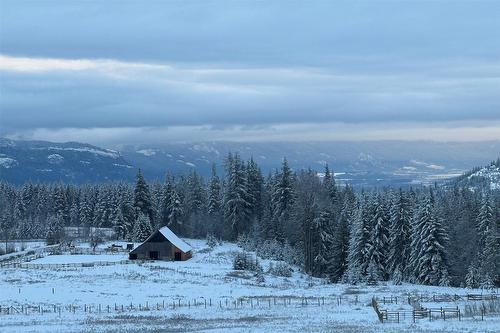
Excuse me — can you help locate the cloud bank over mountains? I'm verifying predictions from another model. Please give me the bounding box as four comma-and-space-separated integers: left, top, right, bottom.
1, 1, 499, 144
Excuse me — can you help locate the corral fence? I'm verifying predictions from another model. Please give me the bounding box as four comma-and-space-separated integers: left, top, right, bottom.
407, 293, 497, 304
0, 295, 361, 317
0, 246, 131, 269
374, 293, 498, 323
380, 307, 461, 323
2, 259, 135, 269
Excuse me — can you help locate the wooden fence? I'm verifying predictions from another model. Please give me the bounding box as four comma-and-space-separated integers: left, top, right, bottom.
2, 259, 134, 269
378, 307, 462, 323
407, 293, 497, 304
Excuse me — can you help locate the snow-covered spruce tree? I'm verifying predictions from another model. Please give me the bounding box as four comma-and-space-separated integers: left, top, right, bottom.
168, 189, 184, 234
293, 169, 320, 274
223, 153, 251, 240
312, 210, 335, 278
78, 193, 93, 229
465, 264, 480, 288
134, 169, 153, 221
480, 223, 498, 288
132, 212, 153, 242
112, 205, 128, 240
184, 170, 207, 238
46, 214, 64, 245
322, 164, 337, 206
272, 158, 294, 242
411, 194, 450, 286
207, 164, 223, 235
388, 189, 412, 280
52, 186, 69, 224
474, 193, 499, 287
345, 194, 373, 283
208, 164, 222, 216
330, 186, 355, 282
246, 158, 264, 228
259, 172, 277, 240
368, 194, 390, 280
366, 259, 380, 285
477, 193, 494, 249
161, 174, 174, 228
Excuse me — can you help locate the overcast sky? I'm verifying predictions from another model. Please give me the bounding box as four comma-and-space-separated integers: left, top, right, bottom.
1, 1, 499, 146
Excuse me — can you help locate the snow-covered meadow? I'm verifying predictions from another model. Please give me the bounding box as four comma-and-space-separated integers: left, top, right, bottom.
0, 239, 498, 333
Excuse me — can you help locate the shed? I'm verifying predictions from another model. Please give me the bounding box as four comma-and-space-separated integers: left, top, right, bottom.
129, 226, 192, 261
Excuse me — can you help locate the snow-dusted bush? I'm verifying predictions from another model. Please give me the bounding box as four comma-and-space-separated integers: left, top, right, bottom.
233, 252, 262, 272
268, 261, 292, 277
254, 239, 302, 267
206, 233, 217, 248
255, 270, 265, 283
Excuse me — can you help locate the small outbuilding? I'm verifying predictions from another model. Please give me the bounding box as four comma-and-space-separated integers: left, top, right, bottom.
129, 226, 192, 261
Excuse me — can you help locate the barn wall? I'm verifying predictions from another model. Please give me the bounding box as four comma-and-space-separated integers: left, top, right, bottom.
130, 241, 173, 260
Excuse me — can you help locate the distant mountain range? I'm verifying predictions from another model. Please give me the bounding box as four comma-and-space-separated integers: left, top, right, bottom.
0, 138, 134, 184
1, 137, 499, 187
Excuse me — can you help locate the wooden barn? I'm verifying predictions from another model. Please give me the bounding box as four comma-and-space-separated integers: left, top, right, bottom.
128, 226, 192, 261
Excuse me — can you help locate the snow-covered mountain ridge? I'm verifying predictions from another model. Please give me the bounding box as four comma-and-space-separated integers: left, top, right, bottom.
0, 138, 134, 184
1, 137, 499, 187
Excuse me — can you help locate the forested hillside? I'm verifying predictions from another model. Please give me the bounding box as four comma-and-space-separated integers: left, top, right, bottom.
0, 154, 498, 288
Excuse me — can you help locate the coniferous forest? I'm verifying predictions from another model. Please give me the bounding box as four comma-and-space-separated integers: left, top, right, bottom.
0, 154, 498, 288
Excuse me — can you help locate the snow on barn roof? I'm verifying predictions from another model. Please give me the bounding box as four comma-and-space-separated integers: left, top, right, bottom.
157, 226, 192, 253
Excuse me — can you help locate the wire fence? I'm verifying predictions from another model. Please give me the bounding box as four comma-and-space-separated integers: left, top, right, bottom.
0, 295, 361, 317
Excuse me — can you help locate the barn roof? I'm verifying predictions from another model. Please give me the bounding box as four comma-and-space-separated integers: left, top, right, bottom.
155, 226, 192, 253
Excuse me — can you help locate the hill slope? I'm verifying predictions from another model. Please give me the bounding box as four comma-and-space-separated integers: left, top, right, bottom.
0, 138, 135, 184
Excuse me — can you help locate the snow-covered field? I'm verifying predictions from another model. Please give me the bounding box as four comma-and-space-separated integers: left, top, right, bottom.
0, 239, 498, 332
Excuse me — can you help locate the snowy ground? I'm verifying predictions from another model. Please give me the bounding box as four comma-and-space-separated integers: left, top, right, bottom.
0, 239, 498, 332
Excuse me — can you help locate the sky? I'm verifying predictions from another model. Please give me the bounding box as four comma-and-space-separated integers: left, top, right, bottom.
0, 0, 499, 146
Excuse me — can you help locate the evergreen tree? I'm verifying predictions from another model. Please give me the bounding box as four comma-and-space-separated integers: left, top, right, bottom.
411, 195, 449, 285
208, 164, 222, 216
161, 174, 174, 227
465, 264, 480, 288
272, 158, 294, 241
388, 189, 412, 280
368, 194, 389, 280
330, 186, 355, 281
322, 164, 337, 206
132, 212, 153, 242
223, 153, 251, 240
313, 210, 335, 278
46, 214, 64, 245
346, 194, 373, 283
168, 189, 184, 234
134, 169, 153, 220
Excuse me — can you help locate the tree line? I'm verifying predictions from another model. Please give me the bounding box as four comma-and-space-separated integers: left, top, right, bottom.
0, 154, 498, 288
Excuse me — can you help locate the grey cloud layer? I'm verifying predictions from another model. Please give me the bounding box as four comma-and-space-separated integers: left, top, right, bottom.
2, 1, 499, 65
1, 1, 499, 142
1, 56, 499, 132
